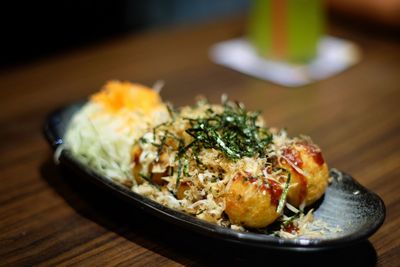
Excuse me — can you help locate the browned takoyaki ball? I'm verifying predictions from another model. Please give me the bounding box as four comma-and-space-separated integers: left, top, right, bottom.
224, 173, 282, 228
279, 141, 329, 207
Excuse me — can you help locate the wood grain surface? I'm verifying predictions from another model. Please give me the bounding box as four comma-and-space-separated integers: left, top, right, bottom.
0, 17, 399, 266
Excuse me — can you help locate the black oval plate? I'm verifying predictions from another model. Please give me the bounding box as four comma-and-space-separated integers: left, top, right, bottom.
43, 102, 385, 251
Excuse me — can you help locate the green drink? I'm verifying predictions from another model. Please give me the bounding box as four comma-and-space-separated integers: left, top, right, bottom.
249, 0, 325, 63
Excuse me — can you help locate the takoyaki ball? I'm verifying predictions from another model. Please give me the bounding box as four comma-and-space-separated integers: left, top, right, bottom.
279, 141, 329, 207
131, 144, 144, 184
224, 173, 281, 228
131, 144, 169, 185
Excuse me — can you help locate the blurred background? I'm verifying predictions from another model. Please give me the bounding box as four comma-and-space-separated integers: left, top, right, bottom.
1, 0, 248, 68
1, 0, 399, 68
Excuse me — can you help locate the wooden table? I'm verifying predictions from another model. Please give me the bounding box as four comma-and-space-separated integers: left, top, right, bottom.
1, 17, 399, 266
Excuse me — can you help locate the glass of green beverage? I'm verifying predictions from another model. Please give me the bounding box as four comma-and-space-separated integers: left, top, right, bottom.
249, 0, 325, 63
